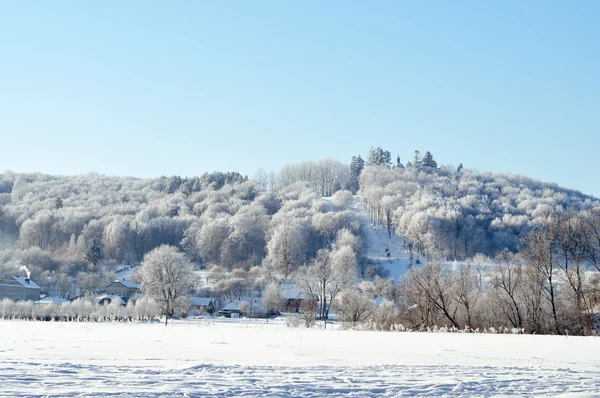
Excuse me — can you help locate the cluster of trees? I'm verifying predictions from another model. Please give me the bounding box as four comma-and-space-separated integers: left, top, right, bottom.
328, 209, 600, 336
270, 158, 351, 196
359, 148, 597, 260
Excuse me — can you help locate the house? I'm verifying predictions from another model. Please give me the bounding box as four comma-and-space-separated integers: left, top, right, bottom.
219, 299, 266, 318
189, 297, 215, 314
105, 279, 139, 299
281, 285, 306, 313
0, 276, 41, 301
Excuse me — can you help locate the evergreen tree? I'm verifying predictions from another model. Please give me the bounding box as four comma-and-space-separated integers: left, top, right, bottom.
412, 150, 422, 169
54, 197, 63, 209
349, 155, 365, 193
84, 239, 104, 268
422, 151, 437, 168
366, 147, 392, 167
457, 163, 464, 173
206, 300, 215, 315
166, 175, 182, 194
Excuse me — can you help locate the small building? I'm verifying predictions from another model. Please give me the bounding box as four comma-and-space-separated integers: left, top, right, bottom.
0, 276, 41, 302
220, 299, 266, 318
281, 285, 306, 313
105, 279, 139, 299
189, 297, 214, 314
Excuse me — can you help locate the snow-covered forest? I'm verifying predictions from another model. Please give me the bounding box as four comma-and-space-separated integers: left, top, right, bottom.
1, 147, 600, 335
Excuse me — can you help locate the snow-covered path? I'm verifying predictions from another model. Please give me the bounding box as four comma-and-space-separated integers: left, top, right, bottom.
355, 200, 412, 283
2, 320, 600, 397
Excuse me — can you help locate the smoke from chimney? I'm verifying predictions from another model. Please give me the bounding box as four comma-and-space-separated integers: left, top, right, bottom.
19, 265, 31, 280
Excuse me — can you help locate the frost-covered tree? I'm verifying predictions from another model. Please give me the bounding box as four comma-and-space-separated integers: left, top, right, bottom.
333, 288, 375, 327
266, 220, 309, 278
366, 147, 392, 167
262, 282, 285, 315
140, 245, 196, 325
412, 150, 421, 169
293, 247, 355, 321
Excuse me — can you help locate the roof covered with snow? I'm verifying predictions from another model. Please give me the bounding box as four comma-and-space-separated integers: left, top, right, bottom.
110, 279, 139, 289
223, 299, 265, 312
11, 276, 41, 290
190, 297, 212, 306
280, 282, 305, 299
35, 296, 68, 305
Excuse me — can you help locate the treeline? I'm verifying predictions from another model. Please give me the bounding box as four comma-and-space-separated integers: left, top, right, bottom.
0, 297, 163, 322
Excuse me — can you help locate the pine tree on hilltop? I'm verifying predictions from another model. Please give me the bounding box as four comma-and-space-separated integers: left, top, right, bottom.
367, 147, 392, 167
349, 155, 365, 193
412, 150, 421, 169
422, 151, 437, 169
84, 239, 104, 268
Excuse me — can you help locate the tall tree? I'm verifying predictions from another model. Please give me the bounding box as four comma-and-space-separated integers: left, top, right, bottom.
412, 150, 422, 169
84, 239, 104, 269
421, 151, 437, 169
140, 245, 196, 325
349, 155, 365, 193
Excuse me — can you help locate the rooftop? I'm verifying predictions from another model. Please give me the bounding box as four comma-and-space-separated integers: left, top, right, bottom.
110, 279, 139, 289
11, 276, 41, 290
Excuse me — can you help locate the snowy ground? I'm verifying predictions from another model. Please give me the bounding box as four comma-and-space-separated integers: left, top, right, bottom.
2, 319, 600, 397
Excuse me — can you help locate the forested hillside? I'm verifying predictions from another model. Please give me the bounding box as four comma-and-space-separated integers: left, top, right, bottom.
0, 147, 598, 323
0, 170, 364, 298
359, 159, 597, 260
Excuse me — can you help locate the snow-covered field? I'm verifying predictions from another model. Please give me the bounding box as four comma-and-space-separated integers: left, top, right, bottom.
2, 320, 600, 397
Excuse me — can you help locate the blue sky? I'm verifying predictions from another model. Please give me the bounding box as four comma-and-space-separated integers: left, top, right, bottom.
1, 1, 598, 197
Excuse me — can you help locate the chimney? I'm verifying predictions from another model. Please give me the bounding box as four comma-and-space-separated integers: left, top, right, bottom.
25, 278, 30, 284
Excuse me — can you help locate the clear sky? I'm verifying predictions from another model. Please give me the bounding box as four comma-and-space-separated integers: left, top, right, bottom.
1, 1, 598, 197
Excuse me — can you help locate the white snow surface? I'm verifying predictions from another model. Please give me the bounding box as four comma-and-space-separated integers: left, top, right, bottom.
2, 319, 600, 397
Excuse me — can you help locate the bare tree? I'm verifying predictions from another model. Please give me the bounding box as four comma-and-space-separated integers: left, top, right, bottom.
293, 247, 355, 322
522, 221, 562, 334
405, 263, 460, 328
489, 249, 524, 329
